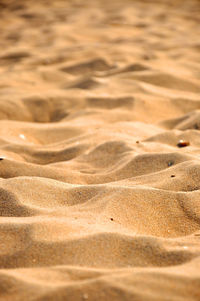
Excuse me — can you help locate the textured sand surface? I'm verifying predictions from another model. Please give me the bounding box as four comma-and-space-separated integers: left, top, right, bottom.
0, 0, 200, 300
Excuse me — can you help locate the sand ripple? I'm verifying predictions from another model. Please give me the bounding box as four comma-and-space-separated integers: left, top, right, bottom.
0, 0, 200, 300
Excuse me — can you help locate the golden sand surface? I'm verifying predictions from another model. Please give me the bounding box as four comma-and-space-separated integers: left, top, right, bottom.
0, 0, 200, 300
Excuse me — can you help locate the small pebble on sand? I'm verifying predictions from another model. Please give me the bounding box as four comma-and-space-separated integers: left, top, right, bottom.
168, 161, 174, 167
177, 140, 190, 147
19, 134, 26, 140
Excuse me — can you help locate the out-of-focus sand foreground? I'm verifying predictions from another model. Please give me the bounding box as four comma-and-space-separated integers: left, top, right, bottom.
0, 0, 200, 300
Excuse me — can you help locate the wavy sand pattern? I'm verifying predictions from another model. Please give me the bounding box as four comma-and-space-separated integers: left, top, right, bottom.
0, 0, 200, 300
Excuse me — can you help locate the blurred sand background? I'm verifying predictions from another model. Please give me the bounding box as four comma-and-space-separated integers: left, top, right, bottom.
0, 0, 200, 300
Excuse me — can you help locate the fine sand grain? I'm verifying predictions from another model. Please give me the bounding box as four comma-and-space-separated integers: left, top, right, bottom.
0, 0, 200, 300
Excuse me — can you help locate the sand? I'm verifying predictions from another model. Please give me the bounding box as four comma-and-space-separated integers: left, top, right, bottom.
0, 0, 200, 300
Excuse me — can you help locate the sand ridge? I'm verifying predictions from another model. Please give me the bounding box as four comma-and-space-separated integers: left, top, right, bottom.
0, 0, 200, 300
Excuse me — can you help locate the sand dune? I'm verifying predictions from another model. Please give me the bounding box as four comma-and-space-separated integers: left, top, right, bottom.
0, 0, 200, 300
